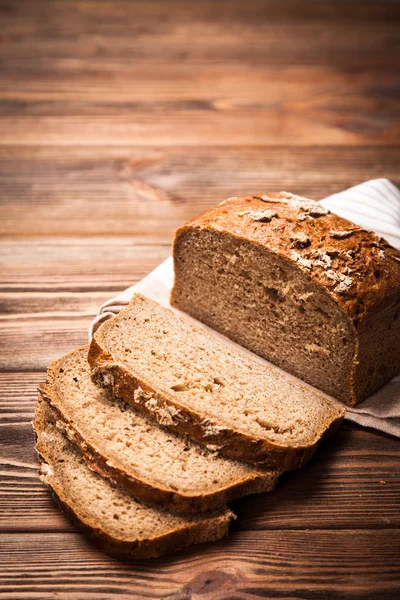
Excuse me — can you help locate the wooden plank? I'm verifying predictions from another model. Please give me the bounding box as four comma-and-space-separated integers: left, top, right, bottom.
2, 73, 398, 148
1, 67, 398, 148
1, 1, 399, 70
1, 146, 400, 238
0, 243, 169, 370
1, 373, 399, 532
0, 112, 382, 147
3, 65, 399, 103
0, 316, 88, 371
0, 465, 74, 534
0, 0, 399, 145
0, 243, 170, 291
0, 373, 73, 532
3, 0, 400, 31
234, 424, 400, 531
1, 104, 399, 146
0, 291, 112, 316
0, 530, 399, 599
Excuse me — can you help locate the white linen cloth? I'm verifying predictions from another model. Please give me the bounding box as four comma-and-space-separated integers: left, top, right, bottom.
90, 179, 400, 438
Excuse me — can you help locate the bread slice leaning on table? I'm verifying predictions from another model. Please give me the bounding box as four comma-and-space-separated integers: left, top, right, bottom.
34, 397, 234, 560
89, 294, 345, 471
39, 346, 280, 514
171, 192, 400, 406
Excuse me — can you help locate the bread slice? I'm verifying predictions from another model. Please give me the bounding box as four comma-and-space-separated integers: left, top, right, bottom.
40, 347, 279, 513
34, 397, 234, 559
89, 294, 345, 470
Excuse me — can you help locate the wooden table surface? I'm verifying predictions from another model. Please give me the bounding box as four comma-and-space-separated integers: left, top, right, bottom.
1, 1, 400, 598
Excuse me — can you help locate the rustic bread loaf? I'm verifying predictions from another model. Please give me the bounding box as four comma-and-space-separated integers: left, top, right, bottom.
34, 397, 234, 559
89, 294, 345, 470
171, 192, 400, 406
40, 346, 279, 513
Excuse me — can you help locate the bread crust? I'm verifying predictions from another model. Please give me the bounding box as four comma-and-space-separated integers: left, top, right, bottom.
34, 398, 233, 560
171, 192, 400, 405
40, 348, 279, 513
88, 336, 345, 471
173, 192, 400, 328
54, 495, 232, 560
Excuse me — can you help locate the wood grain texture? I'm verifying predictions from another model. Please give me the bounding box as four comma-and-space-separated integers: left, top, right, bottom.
1, 0, 399, 68
0, 242, 171, 369
0, 530, 399, 600
0, 242, 170, 290
0, 0, 400, 71
1, 0, 399, 598
0, 1, 399, 145
1, 146, 400, 239
1, 94, 398, 146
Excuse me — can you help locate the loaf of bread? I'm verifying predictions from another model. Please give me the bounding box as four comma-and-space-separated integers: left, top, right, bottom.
89, 294, 345, 470
171, 192, 400, 406
40, 346, 280, 513
34, 397, 234, 559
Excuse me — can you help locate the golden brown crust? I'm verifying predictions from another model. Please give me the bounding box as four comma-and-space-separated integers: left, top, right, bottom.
174, 192, 400, 330
33, 397, 233, 560
46, 487, 232, 560
88, 337, 345, 471
40, 348, 279, 513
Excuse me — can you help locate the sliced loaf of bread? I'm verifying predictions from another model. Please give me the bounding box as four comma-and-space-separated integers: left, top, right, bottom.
34, 397, 234, 559
171, 192, 400, 406
40, 347, 279, 513
89, 294, 345, 470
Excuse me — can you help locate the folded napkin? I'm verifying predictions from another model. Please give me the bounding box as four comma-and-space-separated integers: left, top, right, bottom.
90, 179, 400, 438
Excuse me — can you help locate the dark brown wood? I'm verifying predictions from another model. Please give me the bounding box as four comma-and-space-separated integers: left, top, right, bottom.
1, 0, 399, 597
1, 0, 399, 68
0, 530, 399, 599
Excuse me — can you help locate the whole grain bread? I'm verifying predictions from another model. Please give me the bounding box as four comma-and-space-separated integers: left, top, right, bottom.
40, 346, 279, 513
171, 192, 400, 406
89, 294, 345, 470
34, 397, 234, 559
